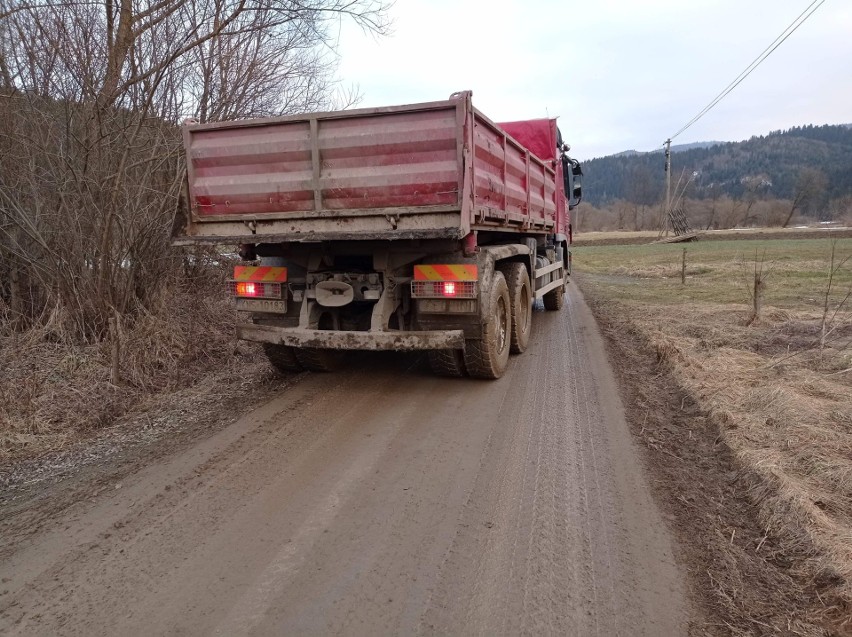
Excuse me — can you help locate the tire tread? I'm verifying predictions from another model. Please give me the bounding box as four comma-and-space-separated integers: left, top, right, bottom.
464, 272, 511, 379
542, 274, 565, 311
427, 349, 467, 377
262, 343, 303, 374
499, 262, 532, 354
293, 347, 341, 372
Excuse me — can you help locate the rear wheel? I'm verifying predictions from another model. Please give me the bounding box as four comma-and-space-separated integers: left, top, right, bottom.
262, 343, 303, 374
542, 268, 566, 311
427, 349, 467, 377
294, 347, 341, 372
464, 271, 511, 379
499, 262, 532, 354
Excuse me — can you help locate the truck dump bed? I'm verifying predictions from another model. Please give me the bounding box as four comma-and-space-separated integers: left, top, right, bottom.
177, 92, 565, 244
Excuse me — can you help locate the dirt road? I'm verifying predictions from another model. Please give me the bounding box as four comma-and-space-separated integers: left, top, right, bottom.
0, 286, 690, 636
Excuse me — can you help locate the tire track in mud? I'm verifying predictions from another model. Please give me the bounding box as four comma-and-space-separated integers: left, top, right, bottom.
0, 286, 690, 636
420, 286, 687, 636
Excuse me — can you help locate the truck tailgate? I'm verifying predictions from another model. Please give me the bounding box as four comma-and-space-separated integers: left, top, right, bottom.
181, 99, 467, 242
177, 93, 564, 244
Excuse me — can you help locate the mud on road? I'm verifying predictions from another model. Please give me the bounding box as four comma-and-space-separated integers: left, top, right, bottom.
0, 286, 692, 635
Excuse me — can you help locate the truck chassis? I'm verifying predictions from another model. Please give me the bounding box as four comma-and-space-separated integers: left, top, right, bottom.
234, 234, 569, 378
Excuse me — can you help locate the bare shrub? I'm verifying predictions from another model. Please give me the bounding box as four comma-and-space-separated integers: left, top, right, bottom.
0, 258, 240, 458
0, 0, 389, 454
0, 0, 389, 340
574, 202, 617, 232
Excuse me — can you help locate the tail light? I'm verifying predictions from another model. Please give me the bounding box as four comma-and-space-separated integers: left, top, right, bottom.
237, 282, 258, 297
228, 281, 283, 299
229, 266, 287, 299
411, 280, 477, 299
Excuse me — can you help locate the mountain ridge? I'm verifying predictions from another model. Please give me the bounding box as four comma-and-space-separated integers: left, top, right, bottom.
583, 124, 852, 207
606, 141, 724, 159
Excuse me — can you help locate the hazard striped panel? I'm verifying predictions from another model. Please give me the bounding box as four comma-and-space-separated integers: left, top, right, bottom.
413, 264, 478, 281
233, 266, 288, 282
411, 264, 478, 299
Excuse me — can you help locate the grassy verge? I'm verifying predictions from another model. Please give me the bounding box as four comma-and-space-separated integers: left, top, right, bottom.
573, 227, 852, 247
574, 236, 851, 635
0, 261, 264, 461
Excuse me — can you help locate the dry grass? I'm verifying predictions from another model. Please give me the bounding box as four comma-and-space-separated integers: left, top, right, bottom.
0, 260, 244, 460
574, 226, 852, 245
649, 306, 852, 593
576, 237, 852, 634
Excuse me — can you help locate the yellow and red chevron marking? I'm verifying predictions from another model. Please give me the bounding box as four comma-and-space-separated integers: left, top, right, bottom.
233, 266, 288, 282
414, 264, 478, 281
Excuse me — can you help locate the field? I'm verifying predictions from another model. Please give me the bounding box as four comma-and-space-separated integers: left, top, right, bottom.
574, 235, 852, 635
573, 226, 852, 247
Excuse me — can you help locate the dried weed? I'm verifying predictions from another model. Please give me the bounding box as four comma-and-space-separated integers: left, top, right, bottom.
635, 302, 852, 616
0, 265, 240, 460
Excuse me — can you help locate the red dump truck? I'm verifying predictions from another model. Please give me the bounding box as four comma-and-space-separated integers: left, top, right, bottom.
175, 91, 583, 378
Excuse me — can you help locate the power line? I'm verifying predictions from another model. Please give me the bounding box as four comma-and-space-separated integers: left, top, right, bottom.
669, 0, 826, 142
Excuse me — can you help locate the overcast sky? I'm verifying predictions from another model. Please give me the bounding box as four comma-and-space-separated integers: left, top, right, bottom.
335, 0, 851, 160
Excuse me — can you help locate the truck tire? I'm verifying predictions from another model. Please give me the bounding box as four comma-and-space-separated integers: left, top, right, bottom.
499, 262, 532, 354
542, 273, 566, 311
464, 271, 511, 379
427, 349, 467, 377
293, 347, 341, 373
262, 343, 303, 374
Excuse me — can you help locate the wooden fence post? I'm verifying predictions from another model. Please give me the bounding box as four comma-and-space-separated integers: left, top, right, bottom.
752, 275, 764, 323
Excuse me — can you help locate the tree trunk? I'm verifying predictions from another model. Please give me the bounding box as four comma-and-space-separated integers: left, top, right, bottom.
109, 315, 121, 385
781, 204, 797, 229
99, 0, 134, 106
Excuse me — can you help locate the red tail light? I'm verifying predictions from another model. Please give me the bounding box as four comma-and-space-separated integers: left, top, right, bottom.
236, 282, 259, 297
411, 280, 476, 299
229, 281, 282, 298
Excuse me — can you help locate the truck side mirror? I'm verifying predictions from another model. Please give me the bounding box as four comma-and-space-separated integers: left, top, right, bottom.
566, 158, 583, 209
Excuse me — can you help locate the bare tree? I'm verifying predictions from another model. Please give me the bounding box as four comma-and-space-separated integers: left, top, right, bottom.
703, 183, 722, 230
626, 164, 658, 231
612, 199, 631, 230
0, 0, 389, 338
738, 175, 769, 227
827, 195, 852, 224
819, 239, 851, 355
782, 168, 828, 228
717, 195, 743, 230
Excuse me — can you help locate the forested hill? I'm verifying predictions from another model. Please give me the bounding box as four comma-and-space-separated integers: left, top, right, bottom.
583, 124, 852, 206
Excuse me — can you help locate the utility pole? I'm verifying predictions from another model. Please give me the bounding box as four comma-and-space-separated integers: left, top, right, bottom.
665, 139, 672, 215
661, 138, 672, 237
